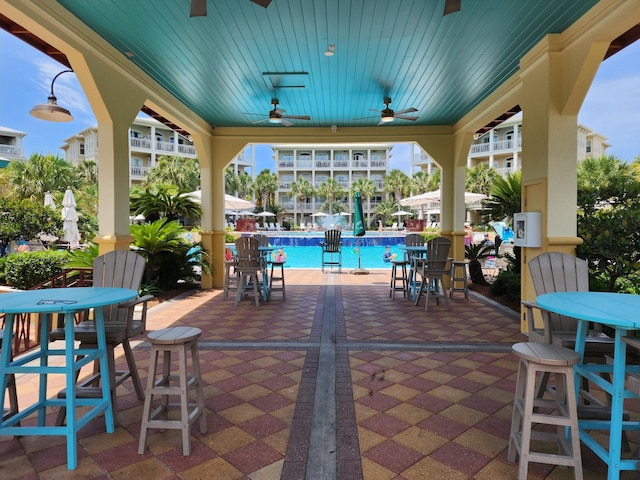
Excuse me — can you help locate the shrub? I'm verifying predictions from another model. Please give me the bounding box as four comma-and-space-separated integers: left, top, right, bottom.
4, 251, 69, 290
225, 232, 235, 243
490, 269, 521, 302
0, 256, 7, 284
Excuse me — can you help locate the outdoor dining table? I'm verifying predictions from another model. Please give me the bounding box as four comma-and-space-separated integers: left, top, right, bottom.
0, 286, 138, 470
398, 245, 429, 301
536, 291, 640, 479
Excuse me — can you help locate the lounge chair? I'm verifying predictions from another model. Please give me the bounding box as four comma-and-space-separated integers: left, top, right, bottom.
320, 229, 342, 273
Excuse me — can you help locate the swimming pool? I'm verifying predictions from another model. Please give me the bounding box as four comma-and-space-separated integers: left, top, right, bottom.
268, 245, 399, 269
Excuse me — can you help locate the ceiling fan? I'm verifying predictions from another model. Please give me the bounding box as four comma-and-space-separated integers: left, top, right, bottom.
245, 99, 311, 127
443, 0, 461, 16
191, 0, 271, 17
357, 97, 419, 125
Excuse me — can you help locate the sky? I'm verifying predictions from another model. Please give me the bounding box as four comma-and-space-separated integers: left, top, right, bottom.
1, 28, 639, 174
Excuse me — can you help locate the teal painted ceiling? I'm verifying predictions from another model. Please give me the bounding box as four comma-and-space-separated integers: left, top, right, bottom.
56, 0, 599, 129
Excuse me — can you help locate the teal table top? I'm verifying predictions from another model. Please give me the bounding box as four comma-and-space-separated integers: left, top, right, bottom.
0, 287, 137, 314
536, 292, 640, 329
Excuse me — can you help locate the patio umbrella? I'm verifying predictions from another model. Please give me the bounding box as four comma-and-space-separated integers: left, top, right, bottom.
183, 190, 255, 210
392, 209, 411, 217
61, 187, 81, 248
312, 212, 328, 217
44, 192, 56, 210
400, 189, 486, 208
351, 190, 368, 275
255, 210, 275, 227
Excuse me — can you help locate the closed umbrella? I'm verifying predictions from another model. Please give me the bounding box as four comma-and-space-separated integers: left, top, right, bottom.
351, 191, 368, 275
61, 187, 80, 248
44, 192, 56, 210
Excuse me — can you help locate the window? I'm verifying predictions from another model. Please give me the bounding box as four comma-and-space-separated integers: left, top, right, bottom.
586, 140, 592, 153
80, 143, 85, 155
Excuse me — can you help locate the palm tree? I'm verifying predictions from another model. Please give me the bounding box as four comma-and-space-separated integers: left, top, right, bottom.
235, 172, 253, 199
317, 178, 344, 214
130, 185, 201, 222
384, 169, 410, 205
290, 178, 315, 224
466, 163, 498, 195
410, 170, 440, 195
252, 169, 278, 210
4, 153, 79, 200
373, 198, 399, 228
224, 167, 239, 195
144, 155, 200, 192
465, 241, 494, 285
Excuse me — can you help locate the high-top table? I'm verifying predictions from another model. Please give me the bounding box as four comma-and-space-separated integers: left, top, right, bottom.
536, 291, 640, 479
0, 287, 138, 470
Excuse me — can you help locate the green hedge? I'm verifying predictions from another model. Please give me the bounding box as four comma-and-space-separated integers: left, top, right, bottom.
3, 251, 69, 290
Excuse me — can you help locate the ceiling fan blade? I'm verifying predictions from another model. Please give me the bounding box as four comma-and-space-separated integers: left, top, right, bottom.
394, 107, 418, 115
394, 115, 419, 121
281, 118, 293, 127
190, 0, 207, 17
251, 0, 272, 8
282, 115, 310, 120
369, 109, 382, 113
274, 108, 286, 114
252, 118, 269, 124
443, 0, 461, 16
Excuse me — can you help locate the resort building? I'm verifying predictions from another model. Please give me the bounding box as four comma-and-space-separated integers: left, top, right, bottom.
273, 143, 393, 226
61, 117, 256, 185
411, 115, 610, 175
0, 125, 27, 168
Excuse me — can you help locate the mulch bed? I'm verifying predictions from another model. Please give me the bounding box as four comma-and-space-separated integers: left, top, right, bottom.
468, 283, 520, 312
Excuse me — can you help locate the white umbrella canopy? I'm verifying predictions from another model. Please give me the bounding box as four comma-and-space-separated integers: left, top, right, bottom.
255, 211, 275, 217
61, 187, 81, 247
183, 190, 255, 211
44, 192, 56, 210
400, 189, 485, 208
312, 212, 328, 217
392, 209, 411, 216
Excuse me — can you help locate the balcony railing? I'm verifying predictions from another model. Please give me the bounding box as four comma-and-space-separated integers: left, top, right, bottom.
469, 138, 521, 155
177, 144, 196, 155
156, 141, 175, 152
279, 161, 294, 168
131, 165, 151, 177
0, 144, 24, 157
130, 138, 152, 149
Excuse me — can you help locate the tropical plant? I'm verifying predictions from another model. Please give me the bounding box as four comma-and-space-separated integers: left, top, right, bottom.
350, 177, 376, 223
130, 219, 209, 289
130, 184, 201, 223
317, 178, 344, 214
466, 163, 498, 195
410, 170, 440, 195
384, 169, 410, 204
290, 178, 316, 223
144, 155, 200, 192
373, 198, 399, 227
225, 167, 239, 195
0, 198, 63, 257
2, 153, 79, 200
481, 170, 522, 273
252, 169, 278, 209
235, 172, 254, 199
576, 155, 640, 292
464, 240, 494, 285
3, 250, 69, 290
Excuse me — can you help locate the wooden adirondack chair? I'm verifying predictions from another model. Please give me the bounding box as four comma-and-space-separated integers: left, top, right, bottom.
51, 250, 153, 425
523, 252, 614, 359
413, 236, 452, 311
234, 237, 264, 306
320, 229, 342, 273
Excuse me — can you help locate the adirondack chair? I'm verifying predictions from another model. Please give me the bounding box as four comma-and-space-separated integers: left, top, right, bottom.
413, 236, 452, 311
523, 252, 614, 359
234, 237, 264, 306
51, 250, 153, 425
321, 229, 342, 273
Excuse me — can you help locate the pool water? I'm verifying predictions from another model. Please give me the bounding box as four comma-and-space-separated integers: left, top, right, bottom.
269, 245, 398, 269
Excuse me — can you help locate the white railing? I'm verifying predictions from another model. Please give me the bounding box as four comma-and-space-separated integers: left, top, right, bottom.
370, 160, 387, 168
130, 165, 151, 177
130, 138, 152, 149
334, 161, 349, 167
470, 138, 522, 155
279, 161, 294, 168
0, 144, 24, 157
177, 144, 196, 155
156, 141, 175, 152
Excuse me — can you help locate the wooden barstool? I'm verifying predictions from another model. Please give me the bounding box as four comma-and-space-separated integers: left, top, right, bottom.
508, 342, 583, 480
389, 259, 408, 299
138, 327, 207, 456
449, 260, 469, 300
269, 261, 286, 300
223, 258, 238, 300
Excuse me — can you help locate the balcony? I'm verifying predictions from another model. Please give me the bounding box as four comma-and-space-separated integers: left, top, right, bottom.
130, 165, 151, 178
156, 140, 175, 152
333, 161, 349, 168
315, 161, 330, 168
177, 144, 196, 155
0, 144, 24, 157
279, 182, 291, 189
469, 138, 521, 156
370, 160, 387, 168
130, 137, 152, 149
279, 161, 294, 168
